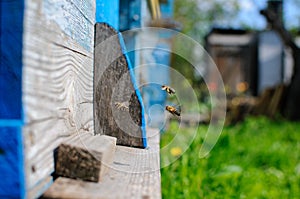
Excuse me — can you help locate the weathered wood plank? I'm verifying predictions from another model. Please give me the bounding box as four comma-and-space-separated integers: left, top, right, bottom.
94, 23, 146, 148
22, 0, 95, 198
43, 128, 161, 199
42, 0, 95, 52
55, 134, 116, 182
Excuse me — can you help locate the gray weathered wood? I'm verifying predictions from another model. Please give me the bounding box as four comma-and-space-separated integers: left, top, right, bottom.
94, 23, 144, 148
22, 0, 95, 198
42, 128, 161, 199
55, 134, 116, 182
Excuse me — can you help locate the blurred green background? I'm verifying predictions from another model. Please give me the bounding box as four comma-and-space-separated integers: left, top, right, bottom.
161, 117, 300, 198
161, 0, 300, 198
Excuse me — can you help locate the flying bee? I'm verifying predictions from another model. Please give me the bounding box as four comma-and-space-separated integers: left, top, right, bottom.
165, 105, 181, 117
115, 102, 129, 111
161, 85, 176, 95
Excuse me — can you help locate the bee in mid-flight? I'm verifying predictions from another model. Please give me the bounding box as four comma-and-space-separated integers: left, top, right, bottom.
115, 102, 129, 111
161, 85, 176, 95
165, 105, 181, 117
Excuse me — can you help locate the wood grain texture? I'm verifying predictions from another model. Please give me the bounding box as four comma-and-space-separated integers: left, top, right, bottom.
94, 23, 145, 148
43, 128, 161, 199
22, 0, 95, 198
55, 134, 116, 182
42, 0, 94, 52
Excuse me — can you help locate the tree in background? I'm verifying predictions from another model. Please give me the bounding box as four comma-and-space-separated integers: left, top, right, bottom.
260, 0, 300, 120
174, 0, 240, 41
170, 0, 240, 104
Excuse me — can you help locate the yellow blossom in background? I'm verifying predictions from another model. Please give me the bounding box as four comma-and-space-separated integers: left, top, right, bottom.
225, 85, 232, 95
236, 82, 248, 93
231, 97, 241, 106
170, 147, 182, 157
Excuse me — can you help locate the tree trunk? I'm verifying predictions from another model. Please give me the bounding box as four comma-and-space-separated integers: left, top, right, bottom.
260, 9, 300, 120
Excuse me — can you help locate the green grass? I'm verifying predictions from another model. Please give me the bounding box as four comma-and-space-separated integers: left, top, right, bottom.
160, 116, 300, 199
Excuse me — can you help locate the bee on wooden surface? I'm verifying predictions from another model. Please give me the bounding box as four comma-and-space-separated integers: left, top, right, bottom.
161, 85, 176, 95
165, 105, 181, 117
115, 102, 129, 111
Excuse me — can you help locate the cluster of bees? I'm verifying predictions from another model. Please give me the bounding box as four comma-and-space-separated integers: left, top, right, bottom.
114, 84, 181, 117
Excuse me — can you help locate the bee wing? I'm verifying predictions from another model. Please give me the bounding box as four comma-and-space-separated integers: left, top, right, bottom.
115, 102, 120, 108
115, 102, 129, 110
174, 110, 181, 116
175, 105, 181, 116
177, 105, 181, 113
169, 87, 176, 94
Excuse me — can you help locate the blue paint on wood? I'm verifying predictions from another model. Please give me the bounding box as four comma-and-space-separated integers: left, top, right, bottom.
0, 1, 25, 198
0, 0, 24, 120
139, 0, 175, 128
0, 126, 25, 199
42, 0, 94, 52
119, 0, 130, 31
128, 0, 141, 29
122, 34, 136, 68
0, 119, 24, 127
119, 0, 141, 31
144, 45, 171, 129
119, 33, 147, 148
96, 0, 119, 30
119, 0, 142, 67
160, 0, 174, 18
149, 44, 171, 102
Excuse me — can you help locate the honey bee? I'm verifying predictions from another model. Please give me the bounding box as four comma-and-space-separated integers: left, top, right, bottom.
165, 105, 181, 117
161, 85, 176, 95
115, 102, 129, 111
